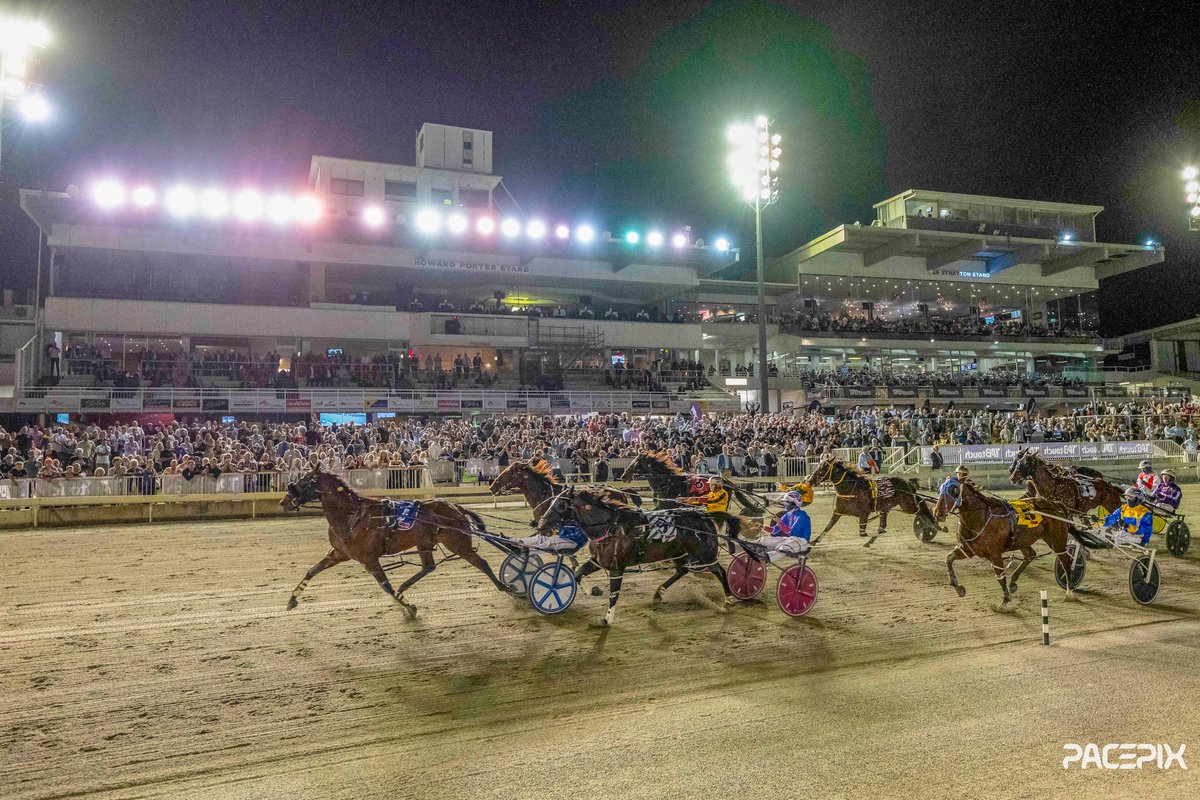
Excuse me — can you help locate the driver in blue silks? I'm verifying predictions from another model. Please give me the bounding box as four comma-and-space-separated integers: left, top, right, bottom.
1104, 487, 1154, 546
514, 523, 588, 553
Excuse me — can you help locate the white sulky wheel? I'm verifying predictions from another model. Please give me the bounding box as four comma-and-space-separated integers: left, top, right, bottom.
499, 552, 543, 597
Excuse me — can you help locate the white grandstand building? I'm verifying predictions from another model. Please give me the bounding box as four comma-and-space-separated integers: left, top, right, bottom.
0, 121, 1182, 419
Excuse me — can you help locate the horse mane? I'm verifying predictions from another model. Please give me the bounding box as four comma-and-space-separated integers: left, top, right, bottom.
578, 485, 643, 515
828, 457, 869, 480
643, 451, 685, 475
525, 459, 564, 486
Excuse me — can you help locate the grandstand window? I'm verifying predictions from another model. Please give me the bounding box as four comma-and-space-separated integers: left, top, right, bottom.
330, 178, 365, 197
459, 188, 488, 208
431, 188, 453, 206
384, 180, 417, 200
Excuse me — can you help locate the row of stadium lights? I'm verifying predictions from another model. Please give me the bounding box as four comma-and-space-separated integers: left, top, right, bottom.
88, 179, 732, 252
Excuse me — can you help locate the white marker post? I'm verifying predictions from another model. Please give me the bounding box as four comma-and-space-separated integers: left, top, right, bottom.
1040, 589, 1050, 646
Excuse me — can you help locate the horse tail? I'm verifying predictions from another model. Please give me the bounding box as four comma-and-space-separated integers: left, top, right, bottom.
727, 481, 767, 515
463, 508, 488, 534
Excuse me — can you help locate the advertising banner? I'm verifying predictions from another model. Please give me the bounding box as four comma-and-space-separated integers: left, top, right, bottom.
978, 386, 1008, 398
78, 396, 109, 411
923, 440, 1157, 466
549, 396, 571, 410
1101, 386, 1131, 398
388, 397, 417, 412
506, 398, 528, 410
437, 398, 461, 411
526, 396, 550, 412
259, 396, 285, 412
933, 385, 963, 398
285, 397, 311, 412
1062, 386, 1089, 397
631, 399, 652, 411
172, 398, 202, 411
365, 394, 390, 410
461, 398, 483, 409
417, 396, 439, 411
201, 398, 229, 412
143, 397, 172, 410
229, 395, 259, 412
1022, 385, 1050, 397
844, 385, 876, 399
888, 387, 919, 399
651, 399, 670, 410
110, 394, 143, 412
311, 395, 344, 411
592, 395, 613, 411
483, 396, 506, 411
570, 397, 592, 412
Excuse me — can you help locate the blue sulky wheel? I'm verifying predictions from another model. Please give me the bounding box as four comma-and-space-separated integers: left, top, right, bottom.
499, 552, 543, 597
528, 562, 577, 614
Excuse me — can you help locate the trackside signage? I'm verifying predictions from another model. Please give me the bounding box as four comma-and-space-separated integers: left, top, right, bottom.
922, 441, 1156, 465
1063, 743, 1186, 770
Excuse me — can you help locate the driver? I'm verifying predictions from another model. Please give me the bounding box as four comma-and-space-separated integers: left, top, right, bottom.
1150, 468, 1182, 511
1103, 487, 1154, 546
513, 521, 588, 554
758, 486, 814, 562
680, 481, 731, 513
1135, 460, 1157, 494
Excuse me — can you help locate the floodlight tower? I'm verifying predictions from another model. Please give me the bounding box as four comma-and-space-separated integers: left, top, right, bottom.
728, 115, 781, 412
1184, 166, 1200, 232
0, 16, 52, 179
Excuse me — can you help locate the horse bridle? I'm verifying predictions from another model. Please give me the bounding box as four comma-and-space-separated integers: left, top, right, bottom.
538, 485, 624, 543
937, 479, 1015, 543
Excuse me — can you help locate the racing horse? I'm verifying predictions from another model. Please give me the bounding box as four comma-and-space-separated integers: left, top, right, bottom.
281, 467, 511, 617
933, 475, 1076, 608
805, 455, 938, 546
619, 451, 767, 514
1008, 447, 1123, 517
489, 459, 641, 525
535, 484, 749, 627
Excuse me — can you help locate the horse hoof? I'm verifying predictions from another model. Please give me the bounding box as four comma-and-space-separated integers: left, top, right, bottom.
1008, 583, 1019, 595
652, 592, 663, 605
954, 585, 967, 598
402, 604, 418, 620
286, 596, 298, 611
590, 586, 604, 596
588, 618, 610, 628
858, 530, 868, 537
1065, 589, 1080, 603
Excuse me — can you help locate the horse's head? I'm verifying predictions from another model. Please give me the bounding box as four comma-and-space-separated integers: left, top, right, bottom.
1008, 448, 1037, 483
619, 453, 646, 482
490, 461, 527, 496
281, 470, 320, 511
534, 485, 577, 535
807, 456, 834, 487
933, 475, 962, 521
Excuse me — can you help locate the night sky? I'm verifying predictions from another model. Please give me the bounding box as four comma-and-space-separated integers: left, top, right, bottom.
1, 0, 1196, 335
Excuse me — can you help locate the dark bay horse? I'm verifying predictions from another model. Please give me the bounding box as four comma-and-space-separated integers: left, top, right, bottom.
1008, 447, 1123, 517
489, 459, 641, 525
619, 451, 766, 514
536, 485, 747, 627
281, 469, 510, 617
933, 476, 1076, 608
806, 456, 938, 546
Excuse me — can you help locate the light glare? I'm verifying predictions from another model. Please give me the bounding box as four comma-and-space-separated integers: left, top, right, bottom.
92, 179, 124, 209
647, 230, 663, 247
164, 185, 198, 217
131, 186, 156, 208
363, 205, 385, 227
446, 212, 468, 234
625, 231, 639, 244
476, 216, 496, 235
1184, 167, 1198, 181
416, 207, 442, 233
715, 237, 730, 252
233, 190, 264, 221
500, 217, 521, 238
266, 194, 293, 223
672, 232, 688, 248
555, 224, 570, 239
200, 189, 229, 218
19, 92, 49, 122
526, 219, 547, 239
575, 224, 595, 242
294, 195, 321, 224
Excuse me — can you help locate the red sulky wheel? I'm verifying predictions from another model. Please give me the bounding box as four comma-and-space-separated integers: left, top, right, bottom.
728, 552, 767, 600
777, 564, 819, 617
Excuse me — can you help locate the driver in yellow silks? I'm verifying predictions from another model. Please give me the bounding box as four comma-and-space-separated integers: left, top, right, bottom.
681, 482, 731, 513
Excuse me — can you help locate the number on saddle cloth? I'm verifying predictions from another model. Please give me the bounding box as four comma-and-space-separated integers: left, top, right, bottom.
875, 478, 895, 499
380, 499, 421, 531
644, 511, 679, 543
1007, 499, 1043, 528
1072, 475, 1096, 500
687, 476, 711, 496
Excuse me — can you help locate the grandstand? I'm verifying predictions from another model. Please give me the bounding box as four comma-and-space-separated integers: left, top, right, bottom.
2, 125, 1179, 419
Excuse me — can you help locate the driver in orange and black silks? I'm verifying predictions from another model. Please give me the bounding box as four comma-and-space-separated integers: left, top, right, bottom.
760, 485, 814, 562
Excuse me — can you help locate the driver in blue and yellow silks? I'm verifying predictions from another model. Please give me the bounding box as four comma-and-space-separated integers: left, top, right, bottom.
1103, 487, 1153, 546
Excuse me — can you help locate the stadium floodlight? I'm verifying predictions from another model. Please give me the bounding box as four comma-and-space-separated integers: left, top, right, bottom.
1192, 206, 1200, 217
500, 217, 521, 238
446, 211, 468, 234
714, 237, 730, 252
555, 223, 570, 239
131, 185, 156, 208
199, 188, 229, 218
164, 185, 198, 217
415, 207, 442, 234
233, 189, 264, 221
672, 232, 688, 248
19, 91, 48, 121
625, 230, 640, 244
575, 224, 595, 243
476, 215, 496, 235
362, 205, 385, 227
526, 219, 547, 239
294, 195, 321, 224
646, 230, 664, 247
266, 194, 293, 223
92, 179, 124, 209
1184, 166, 1198, 181
728, 114, 781, 411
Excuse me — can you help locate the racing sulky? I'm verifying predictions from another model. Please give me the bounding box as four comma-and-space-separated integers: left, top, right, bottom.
1007, 447, 1123, 516
619, 451, 766, 515
805, 455, 939, 546
281, 466, 511, 618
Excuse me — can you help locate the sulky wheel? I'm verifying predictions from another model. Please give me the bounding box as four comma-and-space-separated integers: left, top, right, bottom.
1165, 519, 1191, 558
727, 552, 767, 600
913, 513, 938, 543
499, 552, 543, 597
1054, 541, 1087, 591
777, 564, 819, 617
1128, 555, 1161, 605
528, 562, 577, 614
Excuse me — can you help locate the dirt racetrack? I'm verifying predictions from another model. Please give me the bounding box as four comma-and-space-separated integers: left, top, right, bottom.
2, 492, 1199, 800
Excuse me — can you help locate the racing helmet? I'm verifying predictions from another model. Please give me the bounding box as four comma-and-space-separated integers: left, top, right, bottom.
1124, 486, 1141, 503
1160, 468, 1176, 481
783, 485, 813, 508
954, 465, 969, 477
1139, 459, 1153, 471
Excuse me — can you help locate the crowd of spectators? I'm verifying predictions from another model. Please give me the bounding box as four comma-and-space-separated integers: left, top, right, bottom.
4, 398, 1197, 490
779, 311, 1098, 340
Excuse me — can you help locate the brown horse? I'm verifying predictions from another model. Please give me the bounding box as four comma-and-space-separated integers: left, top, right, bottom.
281, 468, 510, 617
1007, 447, 1123, 517
535, 484, 746, 627
933, 475, 1076, 608
619, 451, 767, 514
489, 459, 641, 525
806, 456, 939, 546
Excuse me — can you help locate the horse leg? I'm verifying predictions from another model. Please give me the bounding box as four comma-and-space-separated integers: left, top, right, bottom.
286, 549, 348, 610
858, 514, 869, 539
1008, 545, 1036, 595
812, 512, 841, 545
990, 557, 1012, 609
392, 545, 437, 597
363, 556, 417, 619
709, 561, 734, 607
865, 510, 888, 547
592, 568, 626, 628
1053, 548, 1079, 602
653, 557, 689, 604
575, 558, 602, 583
440, 530, 509, 592
946, 546, 969, 597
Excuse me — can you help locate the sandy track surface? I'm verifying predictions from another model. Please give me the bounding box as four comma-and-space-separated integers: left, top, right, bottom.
2, 494, 1199, 799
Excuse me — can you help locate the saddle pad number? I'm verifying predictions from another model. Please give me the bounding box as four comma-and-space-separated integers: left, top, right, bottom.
646, 512, 678, 542
1009, 500, 1043, 528
381, 500, 421, 531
